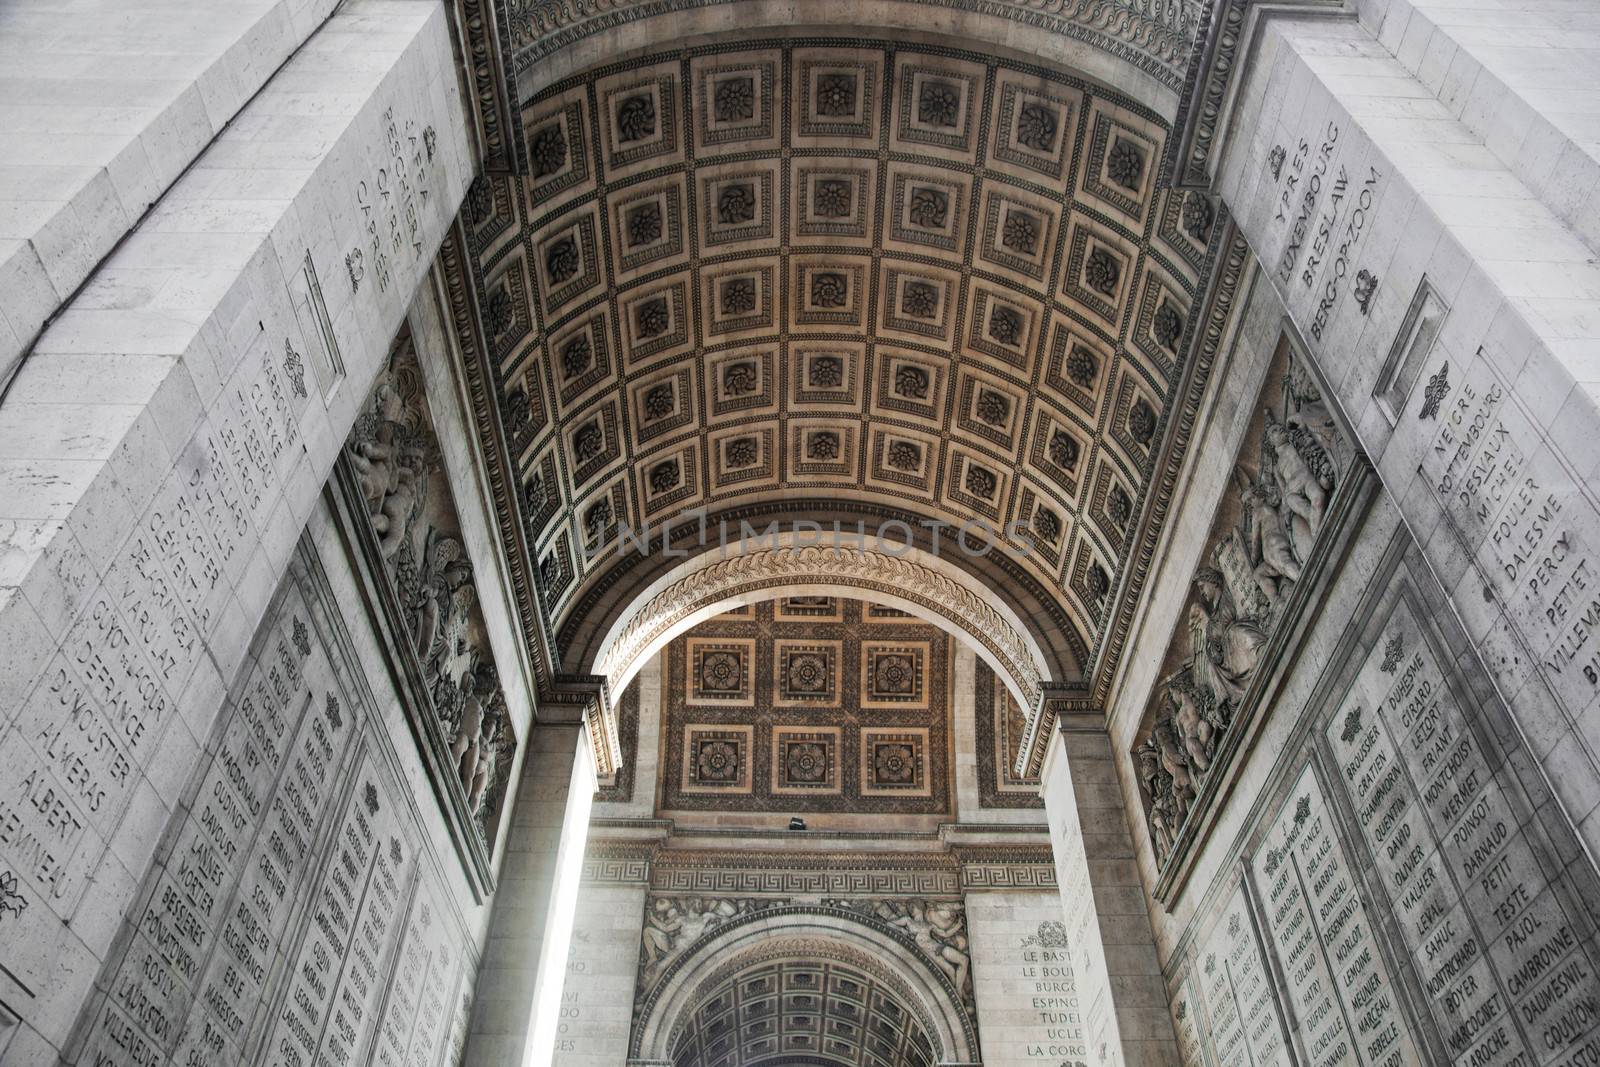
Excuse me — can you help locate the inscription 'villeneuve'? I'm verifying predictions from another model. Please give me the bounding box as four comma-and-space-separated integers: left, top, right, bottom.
1422, 355, 1600, 725
1328, 601, 1600, 1065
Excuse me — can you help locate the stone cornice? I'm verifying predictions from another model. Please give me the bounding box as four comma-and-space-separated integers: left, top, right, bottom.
1165, 0, 1351, 189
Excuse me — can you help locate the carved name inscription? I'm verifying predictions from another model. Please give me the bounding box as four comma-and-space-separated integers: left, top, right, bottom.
373, 878, 469, 1067
352, 108, 437, 296
1421, 353, 1600, 722
1170, 974, 1207, 1067
80, 585, 349, 1067
1016, 921, 1088, 1061
69, 552, 476, 1067
263, 751, 412, 1067
1251, 767, 1417, 1066
1050, 781, 1117, 1062
0, 337, 300, 943
1195, 885, 1292, 1066
1328, 600, 1600, 1065
1267, 120, 1384, 340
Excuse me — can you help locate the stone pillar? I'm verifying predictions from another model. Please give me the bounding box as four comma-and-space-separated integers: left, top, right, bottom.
465, 722, 596, 1067
968, 890, 1089, 1064
595, 652, 662, 820
0, 3, 471, 1059
952, 642, 985, 819
1041, 721, 1174, 1066
552, 878, 649, 1065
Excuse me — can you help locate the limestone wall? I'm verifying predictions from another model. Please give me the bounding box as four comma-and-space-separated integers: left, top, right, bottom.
1106, 260, 1600, 1065
54, 500, 491, 1067
0, 2, 480, 1059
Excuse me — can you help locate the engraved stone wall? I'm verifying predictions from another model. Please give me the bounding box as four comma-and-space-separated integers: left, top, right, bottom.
1142, 290, 1600, 1067
59, 530, 485, 1067
0, 6, 473, 1060
967, 892, 1088, 1064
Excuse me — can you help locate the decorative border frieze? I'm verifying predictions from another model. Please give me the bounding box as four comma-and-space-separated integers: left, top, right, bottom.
505, 0, 1202, 94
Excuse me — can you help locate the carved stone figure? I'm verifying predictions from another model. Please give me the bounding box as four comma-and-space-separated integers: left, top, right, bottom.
846, 898, 974, 1004
346, 334, 518, 847
1238, 476, 1300, 608
1262, 414, 1328, 564
1151, 717, 1196, 820
1166, 675, 1213, 773
349, 378, 428, 564
637, 897, 774, 989
924, 902, 971, 1002
1135, 355, 1348, 868
1189, 568, 1266, 712
1137, 741, 1176, 859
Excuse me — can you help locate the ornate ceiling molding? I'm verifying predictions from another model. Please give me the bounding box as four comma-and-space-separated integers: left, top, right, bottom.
449, 0, 524, 173
437, 36, 1254, 776
1164, 0, 1350, 189
503, 0, 1205, 96
593, 545, 1048, 715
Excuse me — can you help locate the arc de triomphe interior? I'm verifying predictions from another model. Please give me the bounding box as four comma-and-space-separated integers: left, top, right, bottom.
2, 0, 1599, 1064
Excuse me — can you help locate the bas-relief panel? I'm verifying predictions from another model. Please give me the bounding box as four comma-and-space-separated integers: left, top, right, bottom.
60, 539, 478, 1067
1135, 336, 1361, 881
339, 330, 519, 888
1164, 535, 1600, 1067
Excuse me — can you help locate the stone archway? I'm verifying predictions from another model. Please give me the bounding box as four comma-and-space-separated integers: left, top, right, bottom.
590, 538, 1051, 720
631, 904, 981, 1065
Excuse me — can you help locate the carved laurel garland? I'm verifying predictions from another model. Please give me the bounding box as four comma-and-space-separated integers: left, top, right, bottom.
596, 546, 1044, 712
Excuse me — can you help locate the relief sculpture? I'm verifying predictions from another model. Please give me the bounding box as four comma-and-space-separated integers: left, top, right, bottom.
824, 897, 975, 1012
347, 331, 518, 850
637, 896, 783, 990
1137, 353, 1353, 869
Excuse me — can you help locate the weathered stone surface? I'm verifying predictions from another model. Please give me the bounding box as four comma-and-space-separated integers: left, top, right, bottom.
0, 2, 471, 1058
0, 0, 344, 392
968, 891, 1087, 1064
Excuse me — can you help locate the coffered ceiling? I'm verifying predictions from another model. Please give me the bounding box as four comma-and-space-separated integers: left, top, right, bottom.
459, 36, 1222, 681
668, 955, 938, 1067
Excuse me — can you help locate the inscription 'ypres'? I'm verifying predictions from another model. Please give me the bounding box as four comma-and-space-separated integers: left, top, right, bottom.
1275, 124, 1338, 283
